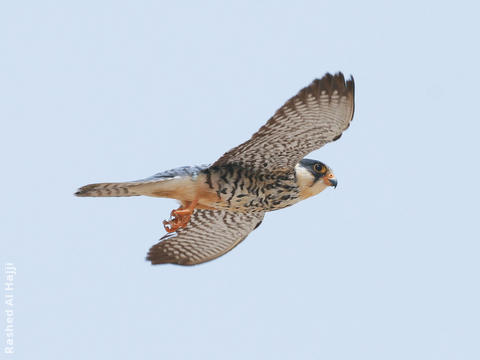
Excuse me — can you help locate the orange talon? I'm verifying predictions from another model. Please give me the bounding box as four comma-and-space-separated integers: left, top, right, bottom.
163, 198, 198, 233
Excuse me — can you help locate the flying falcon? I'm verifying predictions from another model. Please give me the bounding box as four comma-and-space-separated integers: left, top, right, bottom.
75, 72, 355, 266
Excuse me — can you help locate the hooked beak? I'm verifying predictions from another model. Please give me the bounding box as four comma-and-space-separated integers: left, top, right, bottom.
323, 176, 337, 188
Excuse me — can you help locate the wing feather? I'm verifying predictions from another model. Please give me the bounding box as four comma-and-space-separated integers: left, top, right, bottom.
146, 210, 265, 265
213, 72, 355, 171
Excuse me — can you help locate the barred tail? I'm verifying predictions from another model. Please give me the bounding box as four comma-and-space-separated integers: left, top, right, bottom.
75, 165, 209, 199
74, 182, 144, 197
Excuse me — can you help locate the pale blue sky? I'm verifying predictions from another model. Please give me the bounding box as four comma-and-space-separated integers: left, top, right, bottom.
1, 1, 479, 359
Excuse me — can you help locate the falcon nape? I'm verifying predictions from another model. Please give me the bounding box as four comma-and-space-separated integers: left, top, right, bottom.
75, 72, 355, 266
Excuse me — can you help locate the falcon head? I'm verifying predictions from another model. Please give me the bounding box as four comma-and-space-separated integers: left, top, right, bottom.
295, 158, 337, 200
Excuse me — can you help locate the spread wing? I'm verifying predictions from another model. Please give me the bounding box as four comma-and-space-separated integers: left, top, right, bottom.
146, 210, 265, 265
213, 72, 355, 172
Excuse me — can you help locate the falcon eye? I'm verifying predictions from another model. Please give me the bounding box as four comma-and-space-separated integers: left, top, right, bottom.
313, 163, 326, 174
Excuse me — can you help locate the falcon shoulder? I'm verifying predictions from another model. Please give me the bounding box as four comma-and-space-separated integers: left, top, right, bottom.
146, 210, 265, 265
213, 72, 355, 172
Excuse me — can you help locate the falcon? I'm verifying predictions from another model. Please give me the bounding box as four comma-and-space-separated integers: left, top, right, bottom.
75, 72, 355, 266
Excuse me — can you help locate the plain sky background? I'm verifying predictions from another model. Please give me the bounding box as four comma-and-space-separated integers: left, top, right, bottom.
1, 1, 479, 359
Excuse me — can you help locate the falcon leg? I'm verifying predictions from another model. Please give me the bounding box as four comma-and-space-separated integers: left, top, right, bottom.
163, 199, 198, 233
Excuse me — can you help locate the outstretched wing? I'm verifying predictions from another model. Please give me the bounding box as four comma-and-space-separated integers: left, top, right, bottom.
214, 72, 355, 172
147, 210, 265, 265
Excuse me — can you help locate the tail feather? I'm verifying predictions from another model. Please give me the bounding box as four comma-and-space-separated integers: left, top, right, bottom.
75, 182, 144, 197
75, 165, 209, 199
74, 177, 192, 199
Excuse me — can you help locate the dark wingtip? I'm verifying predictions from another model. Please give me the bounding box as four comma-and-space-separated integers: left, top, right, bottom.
310, 72, 355, 97
328, 72, 355, 120
345, 74, 355, 119
146, 239, 190, 266
346, 73, 355, 96
145, 252, 168, 265
145, 253, 191, 266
